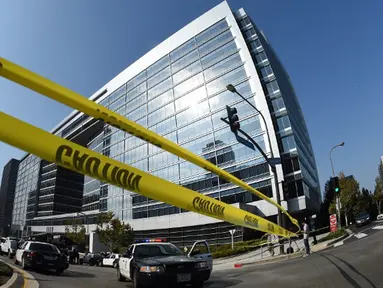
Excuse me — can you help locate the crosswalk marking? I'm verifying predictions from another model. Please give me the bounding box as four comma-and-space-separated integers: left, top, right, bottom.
333, 241, 344, 247
354, 232, 368, 239
373, 225, 383, 230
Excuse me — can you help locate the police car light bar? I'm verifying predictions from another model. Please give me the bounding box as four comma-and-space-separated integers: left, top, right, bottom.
135, 238, 167, 243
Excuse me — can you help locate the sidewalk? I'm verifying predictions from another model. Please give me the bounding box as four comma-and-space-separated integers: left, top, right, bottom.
213, 233, 342, 271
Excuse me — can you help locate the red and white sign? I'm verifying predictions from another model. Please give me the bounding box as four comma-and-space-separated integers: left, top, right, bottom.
330, 214, 337, 232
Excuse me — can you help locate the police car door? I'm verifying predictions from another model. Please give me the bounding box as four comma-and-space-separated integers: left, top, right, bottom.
16, 242, 27, 263
188, 240, 213, 271
123, 245, 134, 280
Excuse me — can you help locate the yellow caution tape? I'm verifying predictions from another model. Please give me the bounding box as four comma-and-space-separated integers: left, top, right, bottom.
0, 57, 299, 230
0, 112, 296, 238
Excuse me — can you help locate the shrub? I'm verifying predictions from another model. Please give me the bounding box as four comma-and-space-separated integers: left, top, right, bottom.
317, 228, 346, 243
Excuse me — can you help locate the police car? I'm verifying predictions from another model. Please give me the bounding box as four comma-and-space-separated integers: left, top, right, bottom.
117, 239, 212, 288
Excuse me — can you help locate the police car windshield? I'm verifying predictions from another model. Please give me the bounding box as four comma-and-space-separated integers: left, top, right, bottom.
134, 244, 183, 258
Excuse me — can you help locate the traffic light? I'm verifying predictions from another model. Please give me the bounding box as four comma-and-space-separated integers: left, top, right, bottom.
226, 105, 240, 133
330, 176, 340, 193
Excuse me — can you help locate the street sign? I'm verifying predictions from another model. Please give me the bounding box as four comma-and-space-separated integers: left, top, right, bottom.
229, 229, 236, 235
235, 134, 255, 150
330, 214, 337, 232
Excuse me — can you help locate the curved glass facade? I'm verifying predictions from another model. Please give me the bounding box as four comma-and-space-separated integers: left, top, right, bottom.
92, 18, 272, 223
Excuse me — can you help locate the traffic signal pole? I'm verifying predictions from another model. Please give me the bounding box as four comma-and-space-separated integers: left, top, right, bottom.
329, 142, 345, 228
222, 104, 285, 254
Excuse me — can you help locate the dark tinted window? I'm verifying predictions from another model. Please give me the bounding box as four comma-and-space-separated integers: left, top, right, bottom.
29, 243, 56, 252
10, 240, 18, 249
134, 244, 183, 258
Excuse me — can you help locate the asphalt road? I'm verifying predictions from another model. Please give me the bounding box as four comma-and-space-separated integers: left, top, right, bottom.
1, 222, 382, 288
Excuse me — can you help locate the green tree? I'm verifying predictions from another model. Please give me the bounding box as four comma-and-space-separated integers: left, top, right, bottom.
353, 188, 370, 216
65, 218, 86, 244
338, 172, 359, 225
328, 201, 337, 215
318, 179, 336, 227
95, 212, 134, 253
374, 174, 383, 215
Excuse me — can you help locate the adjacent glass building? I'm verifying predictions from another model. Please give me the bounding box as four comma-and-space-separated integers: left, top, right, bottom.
0, 159, 20, 236
12, 1, 320, 246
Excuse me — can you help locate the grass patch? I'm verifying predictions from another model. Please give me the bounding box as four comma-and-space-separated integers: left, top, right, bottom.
210, 239, 267, 259
0, 261, 13, 285
317, 229, 346, 243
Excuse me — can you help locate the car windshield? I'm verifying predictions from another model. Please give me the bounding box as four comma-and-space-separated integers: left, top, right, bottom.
134, 244, 183, 258
10, 240, 18, 249
356, 212, 369, 219
29, 243, 57, 252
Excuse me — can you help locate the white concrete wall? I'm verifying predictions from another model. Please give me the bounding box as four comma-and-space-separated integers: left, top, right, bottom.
89, 232, 108, 253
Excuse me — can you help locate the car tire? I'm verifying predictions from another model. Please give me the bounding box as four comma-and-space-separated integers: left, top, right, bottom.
133, 270, 142, 288
117, 267, 125, 282
56, 268, 64, 276
89, 259, 94, 266
8, 251, 12, 259
14, 257, 18, 265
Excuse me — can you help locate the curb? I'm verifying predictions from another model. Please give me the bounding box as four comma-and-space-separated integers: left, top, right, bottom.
1, 269, 17, 288
0, 260, 20, 288
2, 261, 39, 288
324, 233, 350, 248
238, 252, 303, 268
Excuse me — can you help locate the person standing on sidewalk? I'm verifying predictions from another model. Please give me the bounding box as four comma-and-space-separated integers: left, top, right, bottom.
267, 234, 276, 256
302, 220, 310, 256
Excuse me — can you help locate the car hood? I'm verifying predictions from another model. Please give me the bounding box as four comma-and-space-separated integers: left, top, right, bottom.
138, 255, 198, 265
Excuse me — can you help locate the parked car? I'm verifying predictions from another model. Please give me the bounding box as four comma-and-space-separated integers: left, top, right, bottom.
0, 237, 18, 258
15, 241, 69, 275
102, 253, 120, 268
355, 211, 371, 227
377, 214, 383, 220
80, 252, 104, 266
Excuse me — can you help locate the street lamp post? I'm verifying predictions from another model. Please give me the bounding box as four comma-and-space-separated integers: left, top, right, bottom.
329, 142, 345, 228
77, 212, 89, 235
226, 84, 284, 254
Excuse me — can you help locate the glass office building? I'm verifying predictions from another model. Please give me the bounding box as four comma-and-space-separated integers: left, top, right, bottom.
13, 2, 320, 246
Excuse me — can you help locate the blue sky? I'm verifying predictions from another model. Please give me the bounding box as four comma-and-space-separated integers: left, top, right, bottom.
1, 0, 382, 193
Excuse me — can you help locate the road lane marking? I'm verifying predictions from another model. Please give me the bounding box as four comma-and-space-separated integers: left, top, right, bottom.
372, 225, 383, 230
333, 241, 344, 247
354, 232, 368, 239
